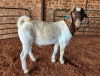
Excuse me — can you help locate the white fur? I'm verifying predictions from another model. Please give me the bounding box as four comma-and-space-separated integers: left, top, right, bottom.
76, 7, 81, 11
17, 16, 72, 73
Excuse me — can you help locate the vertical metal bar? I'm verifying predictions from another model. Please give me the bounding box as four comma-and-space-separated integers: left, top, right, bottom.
41, 0, 45, 21
83, 0, 88, 35
53, 10, 55, 22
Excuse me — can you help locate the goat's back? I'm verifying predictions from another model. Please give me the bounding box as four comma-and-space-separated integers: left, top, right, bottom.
31, 20, 61, 45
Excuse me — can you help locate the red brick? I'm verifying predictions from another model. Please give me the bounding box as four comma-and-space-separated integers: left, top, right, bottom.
0, 0, 100, 39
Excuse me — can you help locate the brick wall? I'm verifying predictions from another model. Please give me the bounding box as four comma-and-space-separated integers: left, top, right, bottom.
44, 0, 71, 21
45, 0, 100, 21
0, 0, 41, 19
0, 0, 41, 39
0, 0, 100, 39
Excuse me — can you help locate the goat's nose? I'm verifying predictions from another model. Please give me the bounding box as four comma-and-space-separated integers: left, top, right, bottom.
77, 19, 82, 23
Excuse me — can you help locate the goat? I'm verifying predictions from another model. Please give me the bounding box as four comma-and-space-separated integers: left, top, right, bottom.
17, 6, 88, 73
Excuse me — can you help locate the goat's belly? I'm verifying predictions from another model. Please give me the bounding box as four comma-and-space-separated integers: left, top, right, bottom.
35, 39, 58, 46
35, 29, 60, 45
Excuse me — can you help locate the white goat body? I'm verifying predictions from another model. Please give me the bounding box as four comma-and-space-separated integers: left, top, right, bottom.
17, 16, 72, 73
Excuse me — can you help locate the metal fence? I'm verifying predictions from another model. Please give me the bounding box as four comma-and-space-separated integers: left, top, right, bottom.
0, 7, 31, 39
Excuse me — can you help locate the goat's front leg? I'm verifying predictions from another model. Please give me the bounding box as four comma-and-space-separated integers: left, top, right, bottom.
59, 43, 67, 64
51, 43, 59, 63
20, 44, 30, 74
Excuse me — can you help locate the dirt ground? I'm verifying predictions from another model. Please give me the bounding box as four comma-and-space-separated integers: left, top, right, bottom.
0, 36, 100, 76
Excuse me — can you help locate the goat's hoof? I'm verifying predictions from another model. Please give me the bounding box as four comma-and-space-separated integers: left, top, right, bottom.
24, 69, 29, 74
60, 60, 64, 64
32, 58, 36, 62
51, 59, 56, 63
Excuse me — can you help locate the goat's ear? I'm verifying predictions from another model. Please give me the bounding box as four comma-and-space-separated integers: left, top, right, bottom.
82, 8, 88, 18
69, 9, 72, 15
69, 6, 76, 15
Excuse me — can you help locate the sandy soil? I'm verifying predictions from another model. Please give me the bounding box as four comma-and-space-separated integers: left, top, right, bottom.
0, 36, 100, 76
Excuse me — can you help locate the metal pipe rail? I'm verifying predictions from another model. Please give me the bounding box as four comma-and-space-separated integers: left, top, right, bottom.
0, 7, 31, 39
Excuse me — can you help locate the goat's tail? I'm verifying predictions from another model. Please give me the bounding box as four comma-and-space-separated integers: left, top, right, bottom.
17, 15, 31, 28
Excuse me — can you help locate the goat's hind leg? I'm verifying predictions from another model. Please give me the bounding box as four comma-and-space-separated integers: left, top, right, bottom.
19, 32, 36, 73
29, 47, 36, 62
20, 44, 31, 73
20, 42, 36, 74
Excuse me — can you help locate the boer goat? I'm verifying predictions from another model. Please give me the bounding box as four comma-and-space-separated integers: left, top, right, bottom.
17, 6, 88, 73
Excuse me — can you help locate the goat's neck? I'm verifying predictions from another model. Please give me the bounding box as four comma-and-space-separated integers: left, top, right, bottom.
64, 17, 75, 35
